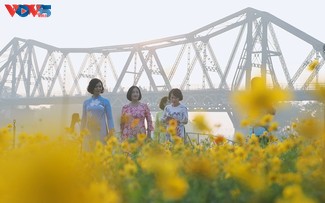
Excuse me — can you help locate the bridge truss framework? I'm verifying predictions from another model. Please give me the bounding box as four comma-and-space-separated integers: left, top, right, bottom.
1, 7, 324, 129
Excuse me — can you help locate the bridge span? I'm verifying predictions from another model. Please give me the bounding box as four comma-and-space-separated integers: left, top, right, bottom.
1, 7, 325, 131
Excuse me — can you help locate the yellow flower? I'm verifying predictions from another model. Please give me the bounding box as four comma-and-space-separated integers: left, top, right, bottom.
296, 117, 322, 139
128, 143, 138, 153
122, 163, 138, 177
120, 114, 130, 125
85, 181, 121, 203
121, 141, 129, 152
0, 127, 12, 151
173, 136, 183, 145
157, 176, 188, 201
65, 126, 74, 134
159, 125, 166, 133
278, 139, 294, 154
232, 77, 291, 120
268, 122, 278, 132
192, 114, 211, 133
107, 136, 118, 147
167, 126, 177, 136
80, 128, 89, 137
234, 132, 245, 145
260, 114, 274, 125
168, 119, 178, 129
137, 133, 147, 143
276, 184, 316, 203
214, 135, 226, 145
296, 156, 320, 174
240, 119, 251, 127
307, 59, 319, 71
226, 162, 266, 191
185, 156, 216, 179
268, 135, 278, 142
269, 157, 282, 172
249, 134, 259, 146
140, 154, 178, 178
131, 118, 140, 128
234, 146, 246, 159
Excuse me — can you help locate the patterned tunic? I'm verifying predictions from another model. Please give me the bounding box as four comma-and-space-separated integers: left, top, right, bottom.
120, 103, 153, 140
161, 103, 188, 138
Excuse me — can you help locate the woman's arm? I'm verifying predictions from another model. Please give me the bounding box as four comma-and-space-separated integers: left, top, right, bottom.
160, 105, 172, 124
105, 99, 115, 129
105, 99, 115, 136
179, 105, 189, 124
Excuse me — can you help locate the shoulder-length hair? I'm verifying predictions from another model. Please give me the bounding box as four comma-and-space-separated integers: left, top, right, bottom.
87, 78, 104, 94
168, 88, 183, 101
126, 86, 142, 101
159, 96, 168, 110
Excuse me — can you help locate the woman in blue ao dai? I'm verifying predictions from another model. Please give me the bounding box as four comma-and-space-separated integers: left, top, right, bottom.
81, 78, 115, 149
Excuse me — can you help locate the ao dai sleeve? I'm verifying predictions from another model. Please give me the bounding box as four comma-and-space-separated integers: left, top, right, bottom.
179, 105, 189, 125
105, 99, 114, 129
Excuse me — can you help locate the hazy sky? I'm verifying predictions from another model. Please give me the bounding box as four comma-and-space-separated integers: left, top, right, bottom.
1, 0, 324, 49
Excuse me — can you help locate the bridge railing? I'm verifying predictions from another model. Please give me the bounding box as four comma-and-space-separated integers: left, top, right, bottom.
113, 131, 234, 146
185, 132, 234, 145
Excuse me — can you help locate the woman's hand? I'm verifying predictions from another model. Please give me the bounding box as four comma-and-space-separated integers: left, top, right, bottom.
165, 116, 175, 122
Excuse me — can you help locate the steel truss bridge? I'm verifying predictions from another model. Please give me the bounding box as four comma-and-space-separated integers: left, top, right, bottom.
1, 7, 325, 129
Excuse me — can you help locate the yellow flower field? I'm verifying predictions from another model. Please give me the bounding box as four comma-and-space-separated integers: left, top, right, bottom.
0, 82, 324, 203
0, 121, 324, 203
